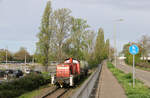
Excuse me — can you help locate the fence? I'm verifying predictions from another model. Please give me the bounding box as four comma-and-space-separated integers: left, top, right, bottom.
72, 64, 102, 98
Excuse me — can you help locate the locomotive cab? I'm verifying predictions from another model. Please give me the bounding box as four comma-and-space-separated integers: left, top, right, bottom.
51, 58, 80, 87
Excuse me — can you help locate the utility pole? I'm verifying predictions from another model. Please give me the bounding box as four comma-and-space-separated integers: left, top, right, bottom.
32, 57, 34, 64
113, 19, 124, 67
25, 48, 27, 65
114, 23, 117, 67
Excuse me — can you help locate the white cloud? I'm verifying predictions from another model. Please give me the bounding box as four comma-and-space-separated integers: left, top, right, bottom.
59, 0, 150, 11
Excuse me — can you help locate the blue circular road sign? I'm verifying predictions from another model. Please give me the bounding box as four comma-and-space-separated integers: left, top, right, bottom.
129, 44, 139, 55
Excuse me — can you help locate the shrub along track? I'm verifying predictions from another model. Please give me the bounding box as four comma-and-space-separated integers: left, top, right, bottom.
40, 75, 91, 98
34, 69, 94, 98
42, 87, 70, 98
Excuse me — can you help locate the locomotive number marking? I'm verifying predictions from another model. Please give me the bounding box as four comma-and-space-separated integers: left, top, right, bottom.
57, 67, 69, 70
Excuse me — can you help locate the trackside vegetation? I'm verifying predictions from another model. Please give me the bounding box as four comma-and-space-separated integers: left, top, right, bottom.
0, 74, 50, 98
19, 84, 49, 98
107, 62, 150, 98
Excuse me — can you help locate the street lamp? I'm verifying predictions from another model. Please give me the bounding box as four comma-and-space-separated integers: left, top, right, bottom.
5, 47, 8, 64
32, 48, 35, 65
25, 48, 27, 65
114, 19, 124, 67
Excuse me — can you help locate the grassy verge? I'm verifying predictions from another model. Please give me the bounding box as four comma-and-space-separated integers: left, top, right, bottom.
19, 86, 45, 98
19, 84, 50, 98
107, 62, 150, 98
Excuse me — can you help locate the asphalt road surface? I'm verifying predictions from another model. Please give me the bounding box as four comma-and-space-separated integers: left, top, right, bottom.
117, 60, 150, 87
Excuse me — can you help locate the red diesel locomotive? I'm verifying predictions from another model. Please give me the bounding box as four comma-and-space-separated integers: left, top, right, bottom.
51, 58, 87, 87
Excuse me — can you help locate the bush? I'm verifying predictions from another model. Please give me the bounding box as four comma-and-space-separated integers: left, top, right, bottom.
0, 73, 50, 98
124, 73, 132, 79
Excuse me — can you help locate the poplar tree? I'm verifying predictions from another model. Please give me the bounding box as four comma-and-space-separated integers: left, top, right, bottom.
105, 39, 110, 59
94, 28, 105, 64
36, 1, 52, 71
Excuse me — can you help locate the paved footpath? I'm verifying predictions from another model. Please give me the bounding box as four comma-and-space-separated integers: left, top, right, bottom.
96, 61, 126, 98
116, 60, 150, 87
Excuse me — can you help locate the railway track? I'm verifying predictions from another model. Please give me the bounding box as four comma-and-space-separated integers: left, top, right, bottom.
42, 87, 70, 98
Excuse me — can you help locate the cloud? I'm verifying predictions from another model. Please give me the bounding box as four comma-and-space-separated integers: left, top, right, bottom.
62, 0, 150, 11
103, 0, 150, 10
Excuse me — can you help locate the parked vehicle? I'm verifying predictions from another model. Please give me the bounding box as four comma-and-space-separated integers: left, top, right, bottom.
4, 69, 23, 78
0, 70, 5, 77
29, 70, 41, 74
13, 70, 23, 78
24, 69, 30, 74
0, 80, 4, 84
5, 69, 14, 75
25, 69, 41, 75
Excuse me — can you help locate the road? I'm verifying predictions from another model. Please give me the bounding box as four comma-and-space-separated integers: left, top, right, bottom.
117, 60, 150, 87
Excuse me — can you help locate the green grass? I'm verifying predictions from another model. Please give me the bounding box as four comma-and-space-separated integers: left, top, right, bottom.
19, 89, 41, 98
19, 85, 50, 98
107, 62, 150, 98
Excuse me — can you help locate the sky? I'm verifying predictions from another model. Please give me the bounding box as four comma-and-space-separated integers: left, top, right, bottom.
0, 0, 150, 54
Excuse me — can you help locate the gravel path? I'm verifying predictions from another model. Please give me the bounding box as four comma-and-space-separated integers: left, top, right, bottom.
116, 60, 150, 87
96, 61, 126, 98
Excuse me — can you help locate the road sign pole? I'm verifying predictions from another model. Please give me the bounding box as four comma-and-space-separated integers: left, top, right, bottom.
129, 44, 139, 88
133, 54, 135, 88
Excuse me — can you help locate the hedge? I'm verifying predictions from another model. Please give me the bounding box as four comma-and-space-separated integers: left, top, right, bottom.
0, 73, 50, 98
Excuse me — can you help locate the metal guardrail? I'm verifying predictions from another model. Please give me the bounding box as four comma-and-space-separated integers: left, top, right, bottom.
72, 64, 102, 98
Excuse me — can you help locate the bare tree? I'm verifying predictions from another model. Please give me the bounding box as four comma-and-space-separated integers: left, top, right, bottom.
138, 35, 150, 62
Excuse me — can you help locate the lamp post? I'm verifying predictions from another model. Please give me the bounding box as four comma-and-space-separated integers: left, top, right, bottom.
32, 48, 35, 65
5, 47, 8, 64
25, 48, 27, 65
114, 19, 124, 67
